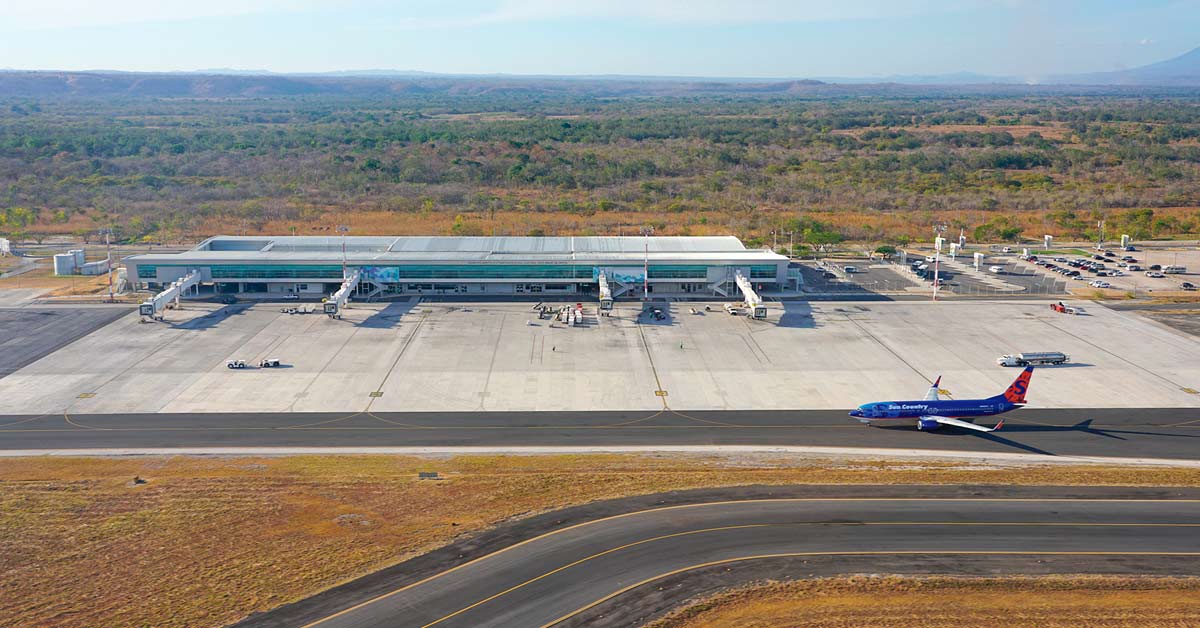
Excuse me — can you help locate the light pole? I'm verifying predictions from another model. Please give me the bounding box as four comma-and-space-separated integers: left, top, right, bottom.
640, 226, 653, 301
786, 230, 795, 257
932, 224, 947, 302
336, 224, 350, 286
1096, 220, 1105, 251
99, 228, 114, 302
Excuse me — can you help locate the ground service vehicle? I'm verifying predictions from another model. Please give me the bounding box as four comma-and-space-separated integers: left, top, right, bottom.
260, 358, 281, 368
997, 352, 1068, 366
226, 359, 247, 369
724, 303, 740, 315
1050, 302, 1077, 314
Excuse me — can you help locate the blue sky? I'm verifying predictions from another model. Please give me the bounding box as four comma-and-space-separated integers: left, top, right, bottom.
1, 0, 1198, 78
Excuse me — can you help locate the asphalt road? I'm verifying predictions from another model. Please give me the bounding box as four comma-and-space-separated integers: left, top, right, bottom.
243, 492, 1200, 628
3, 408, 1200, 459
0, 307, 130, 378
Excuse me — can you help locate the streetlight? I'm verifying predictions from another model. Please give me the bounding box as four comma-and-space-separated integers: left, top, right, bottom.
98, 228, 114, 302
640, 226, 653, 300
786, 230, 795, 257
336, 225, 350, 276
932, 224, 947, 302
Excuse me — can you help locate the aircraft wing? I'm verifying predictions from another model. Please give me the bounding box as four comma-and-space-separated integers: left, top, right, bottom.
925, 416, 1004, 433
923, 376, 942, 401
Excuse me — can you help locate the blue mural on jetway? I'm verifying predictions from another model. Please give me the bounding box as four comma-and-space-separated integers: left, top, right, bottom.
593, 266, 646, 283
361, 266, 400, 283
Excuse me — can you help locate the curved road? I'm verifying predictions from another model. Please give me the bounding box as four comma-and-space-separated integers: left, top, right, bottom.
270, 496, 1200, 628
2, 408, 1200, 459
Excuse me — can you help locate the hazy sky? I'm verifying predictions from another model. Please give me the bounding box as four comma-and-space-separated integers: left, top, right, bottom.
1, 0, 1198, 78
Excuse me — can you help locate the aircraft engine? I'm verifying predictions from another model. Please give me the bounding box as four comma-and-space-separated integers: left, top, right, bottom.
917, 418, 941, 431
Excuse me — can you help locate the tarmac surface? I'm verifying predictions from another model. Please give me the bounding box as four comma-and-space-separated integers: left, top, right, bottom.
233, 485, 1200, 628
3, 408, 1200, 459
2, 299, 1198, 414
0, 307, 130, 378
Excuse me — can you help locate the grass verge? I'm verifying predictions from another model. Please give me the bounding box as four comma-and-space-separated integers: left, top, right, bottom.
4, 454, 1200, 628
647, 575, 1200, 628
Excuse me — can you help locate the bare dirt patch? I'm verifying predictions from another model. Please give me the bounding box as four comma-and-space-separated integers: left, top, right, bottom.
648, 576, 1200, 628
3, 455, 1200, 628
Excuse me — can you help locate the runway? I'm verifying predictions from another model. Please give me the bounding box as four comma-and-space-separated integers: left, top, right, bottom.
2, 408, 1200, 459
234, 486, 1200, 628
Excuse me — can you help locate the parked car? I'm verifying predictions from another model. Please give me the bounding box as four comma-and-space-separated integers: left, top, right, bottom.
1146, 271, 1166, 278
1089, 280, 1112, 288
1124, 246, 1137, 252
1182, 282, 1197, 291
282, 294, 300, 301
1127, 265, 1143, 272
1149, 264, 1162, 271
843, 265, 859, 273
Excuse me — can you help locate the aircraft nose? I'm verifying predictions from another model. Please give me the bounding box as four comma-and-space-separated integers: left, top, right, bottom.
848, 408, 862, 417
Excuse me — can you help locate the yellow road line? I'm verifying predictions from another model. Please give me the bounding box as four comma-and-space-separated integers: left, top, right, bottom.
424, 521, 1200, 626
298, 497, 1200, 627
419, 524, 768, 628
538, 549, 1200, 628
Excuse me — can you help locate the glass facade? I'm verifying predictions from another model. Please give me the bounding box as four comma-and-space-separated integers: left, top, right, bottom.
750, 265, 777, 279
138, 262, 779, 281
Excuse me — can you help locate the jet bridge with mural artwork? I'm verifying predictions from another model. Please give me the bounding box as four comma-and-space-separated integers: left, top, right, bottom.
735, 270, 768, 319
138, 270, 201, 320
597, 269, 614, 313
323, 269, 361, 319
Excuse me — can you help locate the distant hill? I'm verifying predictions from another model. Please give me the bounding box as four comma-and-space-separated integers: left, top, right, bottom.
1047, 46, 1200, 85
0, 45, 1197, 98
0, 71, 837, 98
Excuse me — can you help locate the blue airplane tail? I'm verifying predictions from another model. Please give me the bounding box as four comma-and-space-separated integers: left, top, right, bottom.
989, 366, 1033, 405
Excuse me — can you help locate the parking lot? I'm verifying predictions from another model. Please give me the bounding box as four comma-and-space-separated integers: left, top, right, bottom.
1004, 246, 1200, 295
1, 296, 1197, 414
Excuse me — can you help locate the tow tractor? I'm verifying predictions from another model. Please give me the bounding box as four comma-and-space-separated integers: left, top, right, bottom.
226, 359, 248, 369
1050, 301, 1078, 315
259, 358, 281, 368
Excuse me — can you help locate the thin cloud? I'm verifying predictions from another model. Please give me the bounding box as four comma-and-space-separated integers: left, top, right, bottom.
314, 0, 1033, 31
3, 0, 328, 30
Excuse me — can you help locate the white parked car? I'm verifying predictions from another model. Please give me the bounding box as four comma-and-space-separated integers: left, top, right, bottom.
988, 265, 1004, 274
1145, 271, 1166, 278
1089, 280, 1112, 288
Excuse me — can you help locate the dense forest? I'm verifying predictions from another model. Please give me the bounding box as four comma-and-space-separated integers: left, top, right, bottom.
2, 87, 1200, 251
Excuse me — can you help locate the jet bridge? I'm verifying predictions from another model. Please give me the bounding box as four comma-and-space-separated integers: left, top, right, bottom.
597, 270, 614, 313
323, 269, 361, 319
734, 270, 768, 320
138, 270, 201, 320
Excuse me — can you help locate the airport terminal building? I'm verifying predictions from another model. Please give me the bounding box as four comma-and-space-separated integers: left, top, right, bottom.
126, 235, 790, 298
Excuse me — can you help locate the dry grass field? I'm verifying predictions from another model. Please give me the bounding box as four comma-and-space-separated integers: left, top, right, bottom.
649, 576, 1200, 628
3, 455, 1200, 628
0, 262, 111, 296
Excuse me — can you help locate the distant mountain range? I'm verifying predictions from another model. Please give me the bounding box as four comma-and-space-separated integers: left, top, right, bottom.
0, 46, 1196, 98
